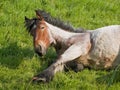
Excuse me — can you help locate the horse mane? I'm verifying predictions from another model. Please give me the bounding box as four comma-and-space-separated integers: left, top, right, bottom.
25, 17, 39, 33
36, 9, 85, 32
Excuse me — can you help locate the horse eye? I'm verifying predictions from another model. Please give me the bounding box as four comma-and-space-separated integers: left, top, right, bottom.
41, 26, 45, 29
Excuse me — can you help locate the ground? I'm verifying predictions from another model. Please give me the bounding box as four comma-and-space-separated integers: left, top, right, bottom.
0, 0, 120, 90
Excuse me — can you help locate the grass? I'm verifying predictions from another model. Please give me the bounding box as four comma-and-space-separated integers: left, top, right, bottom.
0, 0, 120, 90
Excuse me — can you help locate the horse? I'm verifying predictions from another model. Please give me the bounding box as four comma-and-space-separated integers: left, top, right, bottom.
25, 10, 120, 83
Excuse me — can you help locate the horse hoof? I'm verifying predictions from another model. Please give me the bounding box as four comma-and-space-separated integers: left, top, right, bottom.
32, 76, 47, 83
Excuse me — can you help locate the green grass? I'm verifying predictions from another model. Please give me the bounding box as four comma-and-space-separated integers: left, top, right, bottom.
0, 0, 120, 90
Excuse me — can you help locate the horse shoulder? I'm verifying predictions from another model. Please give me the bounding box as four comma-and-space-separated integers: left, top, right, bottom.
66, 33, 91, 47
64, 33, 92, 66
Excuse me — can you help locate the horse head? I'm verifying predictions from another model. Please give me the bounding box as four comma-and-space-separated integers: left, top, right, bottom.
25, 11, 55, 56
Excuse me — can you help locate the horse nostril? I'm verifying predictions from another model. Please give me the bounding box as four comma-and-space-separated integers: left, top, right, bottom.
38, 45, 42, 51
35, 45, 42, 56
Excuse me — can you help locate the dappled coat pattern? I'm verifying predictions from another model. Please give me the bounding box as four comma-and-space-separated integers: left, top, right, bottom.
84, 26, 120, 69
25, 10, 120, 83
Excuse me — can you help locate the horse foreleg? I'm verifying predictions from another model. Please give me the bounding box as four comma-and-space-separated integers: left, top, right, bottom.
33, 42, 90, 83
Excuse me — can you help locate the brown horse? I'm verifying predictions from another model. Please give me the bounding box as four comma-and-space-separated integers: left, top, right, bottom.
25, 10, 120, 83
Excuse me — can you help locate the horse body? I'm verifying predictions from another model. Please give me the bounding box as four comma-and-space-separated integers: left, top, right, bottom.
77, 25, 120, 70
48, 22, 120, 70
25, 10, 120, 83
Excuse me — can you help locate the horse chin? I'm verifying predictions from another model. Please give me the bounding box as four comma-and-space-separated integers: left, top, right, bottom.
35, 51, 42, 56
35, 50, 47, 57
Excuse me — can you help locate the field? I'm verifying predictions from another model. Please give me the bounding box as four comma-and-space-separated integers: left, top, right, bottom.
0, 0, 120, 90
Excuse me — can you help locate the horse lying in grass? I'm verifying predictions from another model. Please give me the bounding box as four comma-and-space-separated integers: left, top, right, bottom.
25, 10, 120, 83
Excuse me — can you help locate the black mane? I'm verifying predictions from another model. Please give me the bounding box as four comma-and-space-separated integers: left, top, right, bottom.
25, 10, 85, 33
36, 10, 85, 32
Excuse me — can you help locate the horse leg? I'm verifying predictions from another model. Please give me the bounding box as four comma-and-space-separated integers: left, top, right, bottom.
33, 41, 90, 83
65, 61, 84, 72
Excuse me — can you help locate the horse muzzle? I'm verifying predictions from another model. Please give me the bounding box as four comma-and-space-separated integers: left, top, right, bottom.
34, 45, 46, 56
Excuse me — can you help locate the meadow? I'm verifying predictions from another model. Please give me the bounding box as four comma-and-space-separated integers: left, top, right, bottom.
0, 0, 120, 90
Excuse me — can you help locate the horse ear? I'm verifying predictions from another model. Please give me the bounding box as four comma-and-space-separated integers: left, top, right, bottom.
35, 10, 44, 20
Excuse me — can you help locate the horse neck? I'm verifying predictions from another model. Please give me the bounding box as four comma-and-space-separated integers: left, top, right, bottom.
45, 22, 77, 43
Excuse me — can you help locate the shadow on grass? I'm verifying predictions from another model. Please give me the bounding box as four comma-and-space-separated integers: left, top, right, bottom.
96, 50, 120, 86
0, 42, 34, 69
34, 47, 57, 73
96, 67, 120, 87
